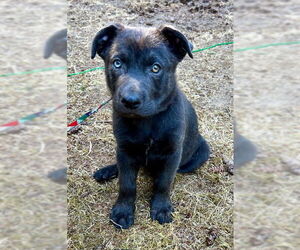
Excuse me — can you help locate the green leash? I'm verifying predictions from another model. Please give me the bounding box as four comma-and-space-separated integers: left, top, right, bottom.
0, 66, 65, 77
1, 41, 299, 78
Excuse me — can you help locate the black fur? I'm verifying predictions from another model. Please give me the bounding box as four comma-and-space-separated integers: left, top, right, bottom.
92, 24, 210, 229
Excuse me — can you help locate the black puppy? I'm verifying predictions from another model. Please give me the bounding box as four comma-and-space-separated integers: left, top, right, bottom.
92, 24, 210, 229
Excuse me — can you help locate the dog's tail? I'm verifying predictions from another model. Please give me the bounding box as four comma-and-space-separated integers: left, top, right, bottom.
177, 138, 210, 173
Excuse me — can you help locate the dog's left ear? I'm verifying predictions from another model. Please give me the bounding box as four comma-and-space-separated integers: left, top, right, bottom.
159, 25, 193, 61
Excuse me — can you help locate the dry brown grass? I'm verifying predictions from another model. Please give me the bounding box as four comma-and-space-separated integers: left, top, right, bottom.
68, 0, 233, 249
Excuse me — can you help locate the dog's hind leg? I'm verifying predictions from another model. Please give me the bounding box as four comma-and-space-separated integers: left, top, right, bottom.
177, 138, 210, 173
93, 164, 118, 182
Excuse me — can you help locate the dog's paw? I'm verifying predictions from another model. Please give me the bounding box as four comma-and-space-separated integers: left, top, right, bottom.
110, 203, 135, 229
150, 200, 174, 224
93, 164, 118, 182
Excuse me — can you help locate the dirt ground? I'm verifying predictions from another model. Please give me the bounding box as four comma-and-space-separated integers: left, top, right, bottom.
234, 0, 300, 249
68, 0, 233, 249
0, 0, 66, 249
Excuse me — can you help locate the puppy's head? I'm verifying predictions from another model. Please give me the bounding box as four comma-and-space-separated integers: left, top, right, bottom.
91, 24, 193, 118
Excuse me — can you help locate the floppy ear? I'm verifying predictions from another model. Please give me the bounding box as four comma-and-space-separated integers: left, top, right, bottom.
91, 24, 124, 59
44, 29, 67, 60
159, 25, 193, 61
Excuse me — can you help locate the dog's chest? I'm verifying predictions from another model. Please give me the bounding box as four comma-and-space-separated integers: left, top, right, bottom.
116, 115, 180, 165
145, 138, 154, 167
144, 134, 179, 168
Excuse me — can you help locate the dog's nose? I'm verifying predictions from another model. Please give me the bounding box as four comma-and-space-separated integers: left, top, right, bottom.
121, 94, 141, 109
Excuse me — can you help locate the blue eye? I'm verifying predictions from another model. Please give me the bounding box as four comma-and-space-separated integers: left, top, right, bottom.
113, 59, 122, 68
151, 63, 161, 73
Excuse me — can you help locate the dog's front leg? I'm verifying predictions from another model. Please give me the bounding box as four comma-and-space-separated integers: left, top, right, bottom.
110, 149, 139, 229
150, 151, 182, 224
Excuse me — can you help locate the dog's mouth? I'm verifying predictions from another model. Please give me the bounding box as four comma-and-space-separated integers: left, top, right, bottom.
113, 100, 145, 118
119, 112, 144, 118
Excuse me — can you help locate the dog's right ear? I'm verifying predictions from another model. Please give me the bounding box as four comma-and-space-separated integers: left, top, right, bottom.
91, 24, 124, 59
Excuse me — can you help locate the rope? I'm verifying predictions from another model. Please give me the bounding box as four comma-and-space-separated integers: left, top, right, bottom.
0, 103, 66, 134
2, 41, 299, 78
0, 66, 65, 78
